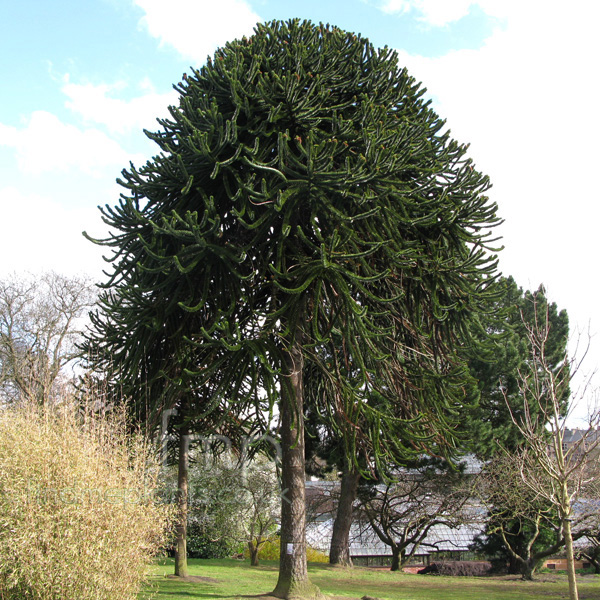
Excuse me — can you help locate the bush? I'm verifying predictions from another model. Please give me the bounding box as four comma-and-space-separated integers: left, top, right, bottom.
242, 537, 328, 563
0, 402, 173, 600
418, 561, 492, 577
187, 521, 240, 558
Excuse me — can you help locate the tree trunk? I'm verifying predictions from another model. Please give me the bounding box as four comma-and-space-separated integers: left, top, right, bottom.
390, 546, 400, 572
329, 468, 360, 566
520, 559, 537, 581
586, 550, 600, 574
249, 541, 260, 567
563, 517, 579, 600
174, 425, 189, 577
272, 335, 321, 599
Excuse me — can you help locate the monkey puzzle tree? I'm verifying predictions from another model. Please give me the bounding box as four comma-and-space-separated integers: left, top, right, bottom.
86, 20, 500, 598
85, 295, 270, 577
303, 355, 479, 567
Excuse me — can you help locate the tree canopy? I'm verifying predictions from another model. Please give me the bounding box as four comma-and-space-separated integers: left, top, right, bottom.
463, 277, 570, 457
85, 19, 502, 598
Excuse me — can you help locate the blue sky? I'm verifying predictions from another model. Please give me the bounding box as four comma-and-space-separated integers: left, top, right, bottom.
1, 0, 600, 417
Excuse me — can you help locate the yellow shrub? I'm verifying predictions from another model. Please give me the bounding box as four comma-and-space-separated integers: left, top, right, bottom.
307, 544, 329, 563
0, 402, 173, 600
244, 537, 329, 563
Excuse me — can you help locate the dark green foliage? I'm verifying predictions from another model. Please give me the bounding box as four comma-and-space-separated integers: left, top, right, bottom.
85, 18, 500, 465
465, 283, 571, 580
186, 524, 239, 559
463, 277, 569, 458
417, 562, 491, 576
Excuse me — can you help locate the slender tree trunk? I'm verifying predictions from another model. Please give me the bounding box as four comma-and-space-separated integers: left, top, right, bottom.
272, 335, 321, 599
329, 468, 360, 566
563, 517, 579, 600
174, 425, 189, 577
390, 546, 400, 572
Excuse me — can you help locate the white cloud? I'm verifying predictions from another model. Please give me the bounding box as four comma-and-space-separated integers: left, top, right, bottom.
0, 186, 107, 278
380, 0, 477, 26
375, 0, 521, 26
0, 111, 143, 177
134, 0, 261, 64
378, 1, 411, 16
62, 79, 178, 135
392, 0, 600, 382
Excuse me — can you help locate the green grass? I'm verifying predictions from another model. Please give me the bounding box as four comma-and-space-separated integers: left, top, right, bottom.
141, 558, 600, 600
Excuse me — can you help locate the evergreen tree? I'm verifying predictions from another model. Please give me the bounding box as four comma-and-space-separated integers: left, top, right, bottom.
464, 277, 570, 457
303, 355, 478, 567
85, 20, 500, 598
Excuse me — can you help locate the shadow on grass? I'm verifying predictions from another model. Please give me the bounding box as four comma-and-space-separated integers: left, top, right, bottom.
148, 577, 232, 599
146, 558, 600, 600
305, 563, 349, 572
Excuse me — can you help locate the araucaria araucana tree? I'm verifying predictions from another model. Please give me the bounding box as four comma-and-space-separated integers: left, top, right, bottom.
86, 20, 500, 599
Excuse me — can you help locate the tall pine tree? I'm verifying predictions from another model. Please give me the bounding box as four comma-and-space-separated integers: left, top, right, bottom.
86, 20, 501, 598
464, 277, 570, 457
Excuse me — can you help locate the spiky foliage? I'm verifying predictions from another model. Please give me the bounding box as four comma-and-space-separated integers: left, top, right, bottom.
87, 19, 499, 449
85, 19, 501, 596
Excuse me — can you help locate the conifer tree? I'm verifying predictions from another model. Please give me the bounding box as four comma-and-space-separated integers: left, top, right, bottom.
86, 20, 501, 598
464, 277, 570, 457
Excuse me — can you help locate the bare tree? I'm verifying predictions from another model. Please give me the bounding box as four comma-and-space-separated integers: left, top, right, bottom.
476, 453, 572, 580
0, 271, 96, 405
504, 300, 600, 600
576, 534, 600, 574
356, 464, 473, 571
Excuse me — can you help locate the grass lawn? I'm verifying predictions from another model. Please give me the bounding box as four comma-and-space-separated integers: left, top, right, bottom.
141, 558, 600, 600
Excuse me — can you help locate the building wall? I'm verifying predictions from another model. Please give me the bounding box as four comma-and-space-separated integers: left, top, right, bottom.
543, 558, 591, 571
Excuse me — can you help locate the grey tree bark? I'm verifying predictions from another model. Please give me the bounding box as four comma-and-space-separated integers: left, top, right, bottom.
174, 425, 189, 577
272, 336, 321, 599
329, 468, 360, 566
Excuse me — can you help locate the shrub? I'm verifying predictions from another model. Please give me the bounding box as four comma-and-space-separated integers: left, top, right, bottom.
418, 561, 492, 577
307, 545, 330, 564
0, 402, 173, 600
187, 521, 240, 559
242, 537, 328, 563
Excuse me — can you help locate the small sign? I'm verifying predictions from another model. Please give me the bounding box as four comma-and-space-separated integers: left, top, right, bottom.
286, 543, 294, 555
